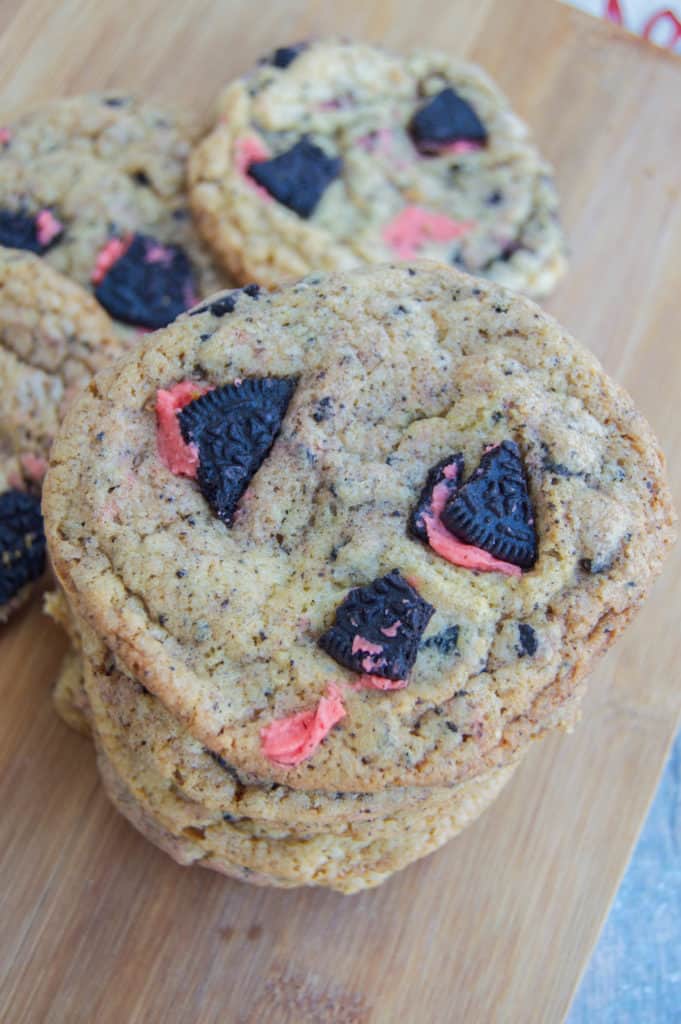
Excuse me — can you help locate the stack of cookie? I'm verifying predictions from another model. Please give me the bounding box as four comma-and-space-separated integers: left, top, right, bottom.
43, 262, 675, 891
1, 39, 676, 891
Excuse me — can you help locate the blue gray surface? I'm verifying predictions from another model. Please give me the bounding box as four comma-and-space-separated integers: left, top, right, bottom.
568, 730, 681, 1024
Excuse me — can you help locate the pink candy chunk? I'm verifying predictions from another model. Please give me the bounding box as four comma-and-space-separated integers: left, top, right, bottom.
91, 236, 131, 284
423, 471, 521, 577
383, 206, 473, 260
234, 135, 273, 200
351, 635, 383, 656
156, 380, 212, 477
380, 620, 401, 638
145, 243, 174, 265
353, 675, 408, 692
260, 684, 346, 767
0, 127, 11, 144
428, 140, 483, 156
20, 453, 48, 483
35, 209, 63, 247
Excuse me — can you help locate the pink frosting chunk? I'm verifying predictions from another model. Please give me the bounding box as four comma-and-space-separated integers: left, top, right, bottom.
145, 243, 174, 265
383, 206, 473, 259
91, 236, 131, 284
156, 380, 212, 477
35, 209, 63, 247
432, 140, 483, 156
352, 675, 408, 692
423, 470, 521, 577
234, 135, 273, 200
0, 127, 11, 144
260, 684, 346, 767
351, 635, 383, 656
19, 453, 48, 483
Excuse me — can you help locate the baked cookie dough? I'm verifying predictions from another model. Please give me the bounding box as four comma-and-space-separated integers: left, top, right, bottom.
0, 94, 227, 329
43, 262, 676, 796
0, 246, 121, 488
189, 40, 567, 295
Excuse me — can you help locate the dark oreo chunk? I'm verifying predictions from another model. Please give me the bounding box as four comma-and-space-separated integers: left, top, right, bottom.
408, 454, 465, 542
190, 283, 261, 318
178, 377, 297, 525
249, 138, 342, 218
421, 624, 459, 656
319, 569, 434, 681
440, 441, 537, 569
517, 623, 538, 657
410, 87, 487, 152
0, 489, 46, 608
0, 209, 62, 254
266, 43, 308, 68
94, 233, 195, 329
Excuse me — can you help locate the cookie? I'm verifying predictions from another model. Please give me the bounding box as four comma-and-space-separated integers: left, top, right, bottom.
0, 246, 122, 487
0, 458, 46, 622
43, 263, 676, 796
0, 94, 227, 330
189, 40, 567, 295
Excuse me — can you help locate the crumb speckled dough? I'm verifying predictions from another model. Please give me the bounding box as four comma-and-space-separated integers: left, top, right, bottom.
0, 94, 227, 327
43, 262, 676, 794
189, 40, 567, 296
0, 246, 122, 485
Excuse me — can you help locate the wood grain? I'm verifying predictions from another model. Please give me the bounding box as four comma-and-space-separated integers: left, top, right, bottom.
1, 2, 679, 1021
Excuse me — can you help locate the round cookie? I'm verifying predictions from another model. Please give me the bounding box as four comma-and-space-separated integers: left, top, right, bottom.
43, 262, 676, 794
0, 456, 45, 622
0, 246, 122, 486
189, 39, 567, 296
0, 94, 227, 330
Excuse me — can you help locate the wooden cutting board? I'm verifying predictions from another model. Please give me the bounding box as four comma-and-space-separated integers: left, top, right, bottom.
1, 2, 679, 1021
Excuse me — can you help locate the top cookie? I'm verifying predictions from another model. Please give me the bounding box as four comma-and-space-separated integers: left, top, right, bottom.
0, 94, 227, 329
43, 262, 675, 793
189, 40, 567, 295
